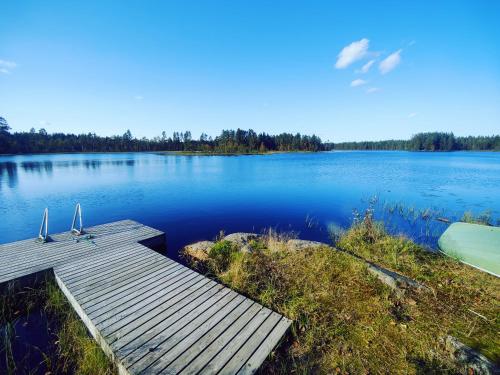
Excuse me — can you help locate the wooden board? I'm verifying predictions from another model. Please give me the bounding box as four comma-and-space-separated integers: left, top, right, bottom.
0, 220, 291, 374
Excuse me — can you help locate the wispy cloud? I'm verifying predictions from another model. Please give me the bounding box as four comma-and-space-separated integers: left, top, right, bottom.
350, 79, 367, 87
408, 112, 417, 118
366, 87, 380, 94
134, 95, 144, 101
335, 38, 369, 69
379, 49, 402, 74
357, 59, 375, 74
0, 59, 17, 74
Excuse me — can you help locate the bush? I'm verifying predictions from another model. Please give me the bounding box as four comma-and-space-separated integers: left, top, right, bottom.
207, 240, 239, 273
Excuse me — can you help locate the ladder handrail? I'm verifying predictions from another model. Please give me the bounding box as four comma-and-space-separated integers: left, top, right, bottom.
38, 208, 49, 242
71, 203, 83, 235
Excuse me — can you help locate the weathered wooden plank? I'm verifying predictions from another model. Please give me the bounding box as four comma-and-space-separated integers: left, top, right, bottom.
161, 304, 262, 375
182, 306, 273, 374
0, 219, 146, 251
103, 279, 218, 340
82, 264, 185, 313
235, 317, 291, 375
217, 313, 284, 375
85, 265, 188, 316
73, 261, 171, 302
68, 259, 166, 299
127, 297, 254, 374
193, 307, 272, 374
110, 286, 232, 355
63, 250, 163, 289
0, 220, 158, 260
53, 241, 162, 281
88, 268, 199, 323
54, 242, 151, 278
116, 289, 238, 361
0, 229, 160, 278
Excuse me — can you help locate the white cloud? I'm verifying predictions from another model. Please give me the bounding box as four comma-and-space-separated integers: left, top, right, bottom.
134, 95, 144, 101
358, 59, 375, 74
335, 38, 369, 69
350, 79, 367, 87
379, 49, 402, 74
408, 112, 418, 118
366, 87, 380, 94
0, 59, 17, 74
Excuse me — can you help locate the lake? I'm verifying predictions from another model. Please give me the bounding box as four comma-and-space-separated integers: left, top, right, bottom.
1, 151, 499, 260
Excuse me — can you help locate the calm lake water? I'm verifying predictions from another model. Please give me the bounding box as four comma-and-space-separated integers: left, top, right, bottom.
1, 151, 499, 259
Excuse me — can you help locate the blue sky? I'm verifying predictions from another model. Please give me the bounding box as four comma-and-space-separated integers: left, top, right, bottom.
1, 1, 499, 142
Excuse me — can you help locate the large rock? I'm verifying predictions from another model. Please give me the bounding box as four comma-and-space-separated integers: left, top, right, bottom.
445, 335, 498, 374
223, 233, 260, 252
183, 240, 215, 261
365, 261, 430, 296
286, 239, 328, 251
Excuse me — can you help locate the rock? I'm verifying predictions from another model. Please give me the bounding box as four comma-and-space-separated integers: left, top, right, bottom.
365, 261, 431, 296
183, 240, 215, 261
286, 239, 329, 251
445, 335, 498, 374
223, 233, 260, 251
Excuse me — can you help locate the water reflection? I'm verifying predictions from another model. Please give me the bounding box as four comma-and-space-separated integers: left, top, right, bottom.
21, 161, 53, 175
0, 162, 18, 188
0, 157, 144, 190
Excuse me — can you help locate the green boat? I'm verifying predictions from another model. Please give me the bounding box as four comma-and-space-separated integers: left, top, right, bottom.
438, 222, 500, 277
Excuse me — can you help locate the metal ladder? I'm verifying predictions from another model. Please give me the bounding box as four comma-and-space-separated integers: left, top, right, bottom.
38, 208, 50, 242
71, 203, 84, 235
37, 203, 85, 243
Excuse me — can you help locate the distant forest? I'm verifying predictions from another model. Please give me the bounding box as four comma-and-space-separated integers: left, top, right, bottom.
0, 117, 498, 154
0, 117, 323, 153
329, 132, 500, 151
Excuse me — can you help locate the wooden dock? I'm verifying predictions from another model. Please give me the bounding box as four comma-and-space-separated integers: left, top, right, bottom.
0, 220, 291, 375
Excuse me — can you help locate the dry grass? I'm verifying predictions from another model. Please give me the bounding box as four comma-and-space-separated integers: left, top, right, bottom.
1, 276, 115, 375
337, 215, 500, 362
45, 280, 116, 375
188, 220, 499, 374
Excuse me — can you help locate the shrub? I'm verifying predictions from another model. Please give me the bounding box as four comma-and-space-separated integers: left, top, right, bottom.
207, 240, 239, 273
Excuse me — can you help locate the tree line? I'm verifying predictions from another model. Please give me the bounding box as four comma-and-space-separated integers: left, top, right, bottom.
1, 117, 498, 154
0, 117, 323, 154
327, 132, 500, 151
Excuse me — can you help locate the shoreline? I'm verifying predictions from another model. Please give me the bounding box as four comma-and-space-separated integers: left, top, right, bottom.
1, 149, 498, 157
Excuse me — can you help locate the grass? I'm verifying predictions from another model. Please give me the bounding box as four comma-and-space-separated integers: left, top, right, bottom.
185, 215, 500, 373
460, 210, 495, 226
1, 276, 115, 375
336, 212, 499, 361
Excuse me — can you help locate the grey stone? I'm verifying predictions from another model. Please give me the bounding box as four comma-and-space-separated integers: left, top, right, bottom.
365, 261, 430, 295
286, 239, 328, 251
445, 335, 498, 374
183, 240, 215, 261
223, 233, 260, 248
